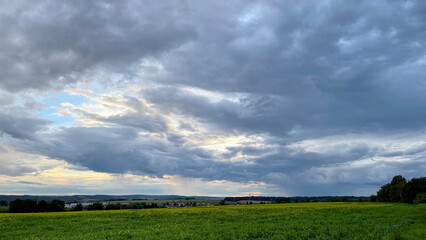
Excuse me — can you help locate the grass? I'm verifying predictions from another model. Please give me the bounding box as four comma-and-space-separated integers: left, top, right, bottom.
0, 202, 424, 239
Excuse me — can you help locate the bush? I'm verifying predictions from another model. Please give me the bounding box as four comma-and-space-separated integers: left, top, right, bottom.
370, 195, 377, 202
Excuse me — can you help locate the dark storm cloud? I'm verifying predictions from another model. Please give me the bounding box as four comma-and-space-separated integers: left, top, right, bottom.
0, 0, 196, 91
148, 0, 426, 134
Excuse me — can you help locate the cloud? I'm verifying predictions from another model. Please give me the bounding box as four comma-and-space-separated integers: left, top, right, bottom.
0, 0, 425, 195
0, 143, 61, 176
0, 114, 51, 140
0, 0, 196, 92
142, 0, 426, 134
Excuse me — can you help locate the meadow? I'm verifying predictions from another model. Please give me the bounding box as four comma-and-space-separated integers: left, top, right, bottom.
0, 202, 424, 240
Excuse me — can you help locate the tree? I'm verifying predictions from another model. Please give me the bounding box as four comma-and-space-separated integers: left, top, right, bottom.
9, 199, 23, 213
391, 175, 406, 186
21, 199, 38, 213
89, 202, 104, 210
219, 200, 226, 205
370, 195, 377, 202
389, 176, 407, 202
50, 200, 65, 212
358, 197, 363, 202
402, 177, 426, 203
275, 198, 291, 204
377, 175, 425, 203
105, 203, 121, 210
37, 200, 49, 212
377, 183, 391, 202
0, 200, 7, 206
302, 198, 310, 203
73, 203, 83, 211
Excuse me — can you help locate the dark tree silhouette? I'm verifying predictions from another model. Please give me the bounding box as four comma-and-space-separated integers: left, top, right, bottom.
9, 199, 23, 213
377, 184, 391, 202
37, 200, 49, 212
402, 177, 426, 203
50, 200, 65, 212
378, 175, 425, 203
89, 202, 104, 210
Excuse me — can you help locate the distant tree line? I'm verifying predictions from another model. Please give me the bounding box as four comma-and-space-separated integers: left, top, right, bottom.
87, 202, 159, 211
377, 175, 425, 204
273, 197, 351, 203
8, 199, 65, 213
226, 196, 375, 203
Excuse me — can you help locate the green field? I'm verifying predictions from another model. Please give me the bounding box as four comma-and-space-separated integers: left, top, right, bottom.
0, 203, 424, 239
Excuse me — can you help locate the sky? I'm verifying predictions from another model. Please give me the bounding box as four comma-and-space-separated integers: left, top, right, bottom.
0, 0, 425, 197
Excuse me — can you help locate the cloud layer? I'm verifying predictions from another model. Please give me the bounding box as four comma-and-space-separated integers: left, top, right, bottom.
0, 0, 425, 195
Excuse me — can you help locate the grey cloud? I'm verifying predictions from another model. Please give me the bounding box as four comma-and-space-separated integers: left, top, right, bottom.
105, 113, 169, 133
21, 126, 239, 180
0, 114, 51, 140
0, 0, 196, 91
381, 143, 426, 157
16, 181, 43, 185
146, 0, 426, 134
144, 86, 297, 136
0, 165, 36, 176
